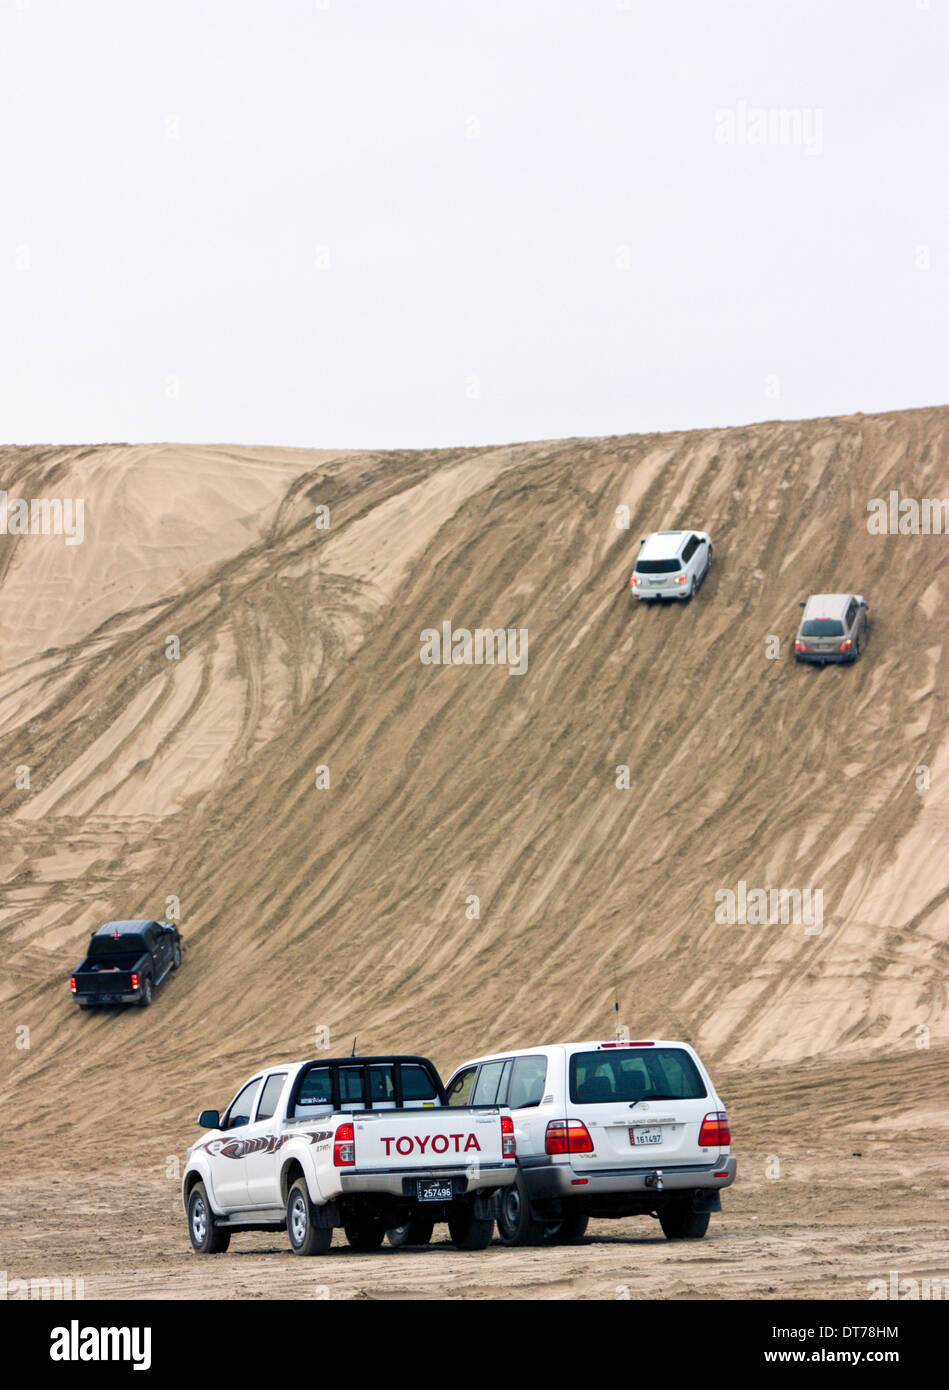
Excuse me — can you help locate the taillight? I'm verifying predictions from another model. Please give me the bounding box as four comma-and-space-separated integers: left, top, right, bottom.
130, 973, 140, 990
334, 1122, 355, 1167
674, 573, 686, 584
839, 639, 852, 651
630, 575, 640, 586
697, 1111, 731, 1147
545, 1119, 594, 1155
69, 976, 76, 994
501, 1114, 516, 1158
794, 639, 806, 651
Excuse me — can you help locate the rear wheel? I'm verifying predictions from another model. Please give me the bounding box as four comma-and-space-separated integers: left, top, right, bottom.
172, 942, 182, 969
188, 1181, 230, 1254
344, 1218, 385, 1251
287, 1178, 333, 1256
137, 977, 153, 1008
546, 1206, 589, 1244
448, 1203, 494, 1251
496, 1171, 547, 1247
386, 1215, 435, 1249
659, 1201, 710, 1240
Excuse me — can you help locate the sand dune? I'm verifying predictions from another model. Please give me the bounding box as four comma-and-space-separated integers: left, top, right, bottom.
0, 409, 946, 1296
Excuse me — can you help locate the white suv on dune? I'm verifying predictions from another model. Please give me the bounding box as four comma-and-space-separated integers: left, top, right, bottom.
445, 1039, 736, 1245
630, 530, 712, 601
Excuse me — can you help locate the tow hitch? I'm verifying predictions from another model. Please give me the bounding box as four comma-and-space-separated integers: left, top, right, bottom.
644, 1170, 664, 1192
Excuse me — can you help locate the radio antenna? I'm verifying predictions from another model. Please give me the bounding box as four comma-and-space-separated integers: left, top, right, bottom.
351, 1035, 358, 1057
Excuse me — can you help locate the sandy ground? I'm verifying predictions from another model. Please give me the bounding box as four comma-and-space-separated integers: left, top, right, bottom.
0, 410, 947, 1299
2, 1052, 945, 1300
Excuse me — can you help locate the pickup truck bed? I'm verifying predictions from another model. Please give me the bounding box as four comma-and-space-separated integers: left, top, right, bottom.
183, 1055, 516, 1255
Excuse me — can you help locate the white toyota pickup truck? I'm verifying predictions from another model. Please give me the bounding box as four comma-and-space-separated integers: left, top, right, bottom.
182, 1054, 516, 1255
445, 1038, 736, 1244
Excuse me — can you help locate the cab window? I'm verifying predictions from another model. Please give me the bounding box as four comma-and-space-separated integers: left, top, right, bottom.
223, 1078, 261, 1130
508, 1055, 547, 1109
446, 1067, 477, 1107
471, 1059, 510, 1106
255, 1073, 287, 1122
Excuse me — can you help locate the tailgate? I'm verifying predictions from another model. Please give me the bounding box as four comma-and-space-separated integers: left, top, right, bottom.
580, 1098, 714, 1168
76, 968, 134, 993
351, 1108, 505, 1168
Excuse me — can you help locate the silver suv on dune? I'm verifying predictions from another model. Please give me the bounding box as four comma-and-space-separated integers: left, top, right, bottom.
630, 530, 712, 601
794, 593, 869, 664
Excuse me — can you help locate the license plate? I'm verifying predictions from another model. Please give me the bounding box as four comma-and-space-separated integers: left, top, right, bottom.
417, 1180, 452, 1202
630, 1126, 663, 1146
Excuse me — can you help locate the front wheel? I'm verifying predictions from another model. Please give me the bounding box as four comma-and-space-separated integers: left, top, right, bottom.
386, 1215, 435, 1248
287, 1178, 333, 1256
172, 942, 182, 970
188, 1181, 230, 1254
448, 1203, 494, 1251
659, 1201, 710, 1240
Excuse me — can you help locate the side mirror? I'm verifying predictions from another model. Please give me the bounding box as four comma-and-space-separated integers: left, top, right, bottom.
799, 601, 806, 608
198, 1109, 220, 1130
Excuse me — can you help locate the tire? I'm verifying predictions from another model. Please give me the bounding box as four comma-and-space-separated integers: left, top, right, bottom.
659, 1201, 710, 1240
188, 1181, 230, 1254
287, 1178, 333, 1256
448, 1203, 494, 1251
386, 1215, 435, 1248
496, 1171, 548, 1247
172, 942, 182, 970
344, 1219, 385, 1251
137, 977, 153, 1008
546, 1206, 589, 1245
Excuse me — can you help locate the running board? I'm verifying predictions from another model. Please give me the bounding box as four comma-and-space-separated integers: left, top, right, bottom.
217, 1208, 285, 1228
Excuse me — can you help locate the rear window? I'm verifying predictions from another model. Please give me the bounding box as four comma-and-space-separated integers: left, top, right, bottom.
569, 1048, 707, 1104
88, 933, 147, 957
801, 618, 844, 637
401, 1064, 438, 1102
635, 558, 681, 574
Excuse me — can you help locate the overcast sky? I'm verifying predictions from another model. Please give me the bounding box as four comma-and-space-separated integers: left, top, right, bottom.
1, 0, 946, 448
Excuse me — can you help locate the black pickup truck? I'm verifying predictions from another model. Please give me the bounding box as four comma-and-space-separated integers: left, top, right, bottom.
70, 919, 181, 1008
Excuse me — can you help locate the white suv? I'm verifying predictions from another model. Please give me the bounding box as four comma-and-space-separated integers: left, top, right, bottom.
630, 530, 712, 601
445, 1039, 736, 1245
